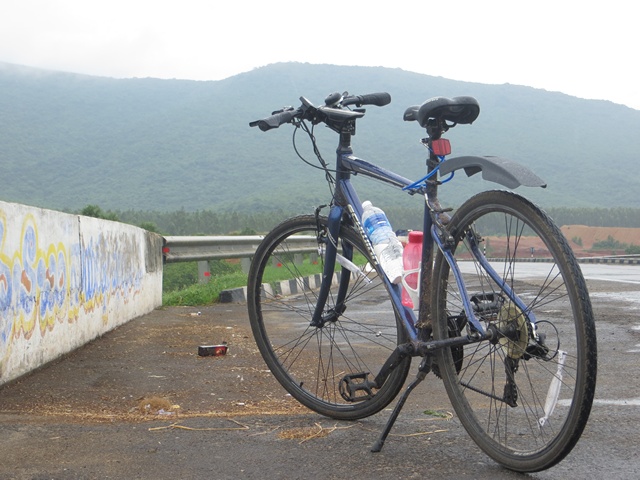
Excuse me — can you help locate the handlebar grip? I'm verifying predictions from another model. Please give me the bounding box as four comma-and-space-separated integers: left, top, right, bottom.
343, 92, 391, 107
359, 92, 391, 107
249, 109, 299, 131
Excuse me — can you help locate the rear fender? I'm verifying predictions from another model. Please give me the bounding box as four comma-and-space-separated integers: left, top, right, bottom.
439, 156, 546, 189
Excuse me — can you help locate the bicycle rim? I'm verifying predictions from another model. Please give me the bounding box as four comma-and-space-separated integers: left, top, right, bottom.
432, 191, 597, 472
247, 215, 411, 420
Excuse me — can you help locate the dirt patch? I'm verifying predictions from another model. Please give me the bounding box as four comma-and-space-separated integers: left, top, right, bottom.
0, 304, 310, 423
561, 225, 640, 253
480, 225, 640, 259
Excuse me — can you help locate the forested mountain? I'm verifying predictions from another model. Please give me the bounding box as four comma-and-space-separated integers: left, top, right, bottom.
1, 61, 639, 215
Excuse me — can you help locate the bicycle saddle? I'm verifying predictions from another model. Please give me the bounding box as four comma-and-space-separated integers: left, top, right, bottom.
403, 96, 480, 127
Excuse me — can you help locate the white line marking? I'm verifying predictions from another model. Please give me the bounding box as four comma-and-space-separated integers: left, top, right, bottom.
558, 398, 640, 406
583, 276, 640, 285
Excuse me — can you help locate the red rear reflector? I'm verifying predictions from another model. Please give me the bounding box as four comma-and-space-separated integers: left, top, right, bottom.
432, 138, 451, 156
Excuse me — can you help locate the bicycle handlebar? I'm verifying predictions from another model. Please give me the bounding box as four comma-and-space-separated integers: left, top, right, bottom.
249, 91, 391, 131
249, 108, 300, 132
342, 92, 391, 107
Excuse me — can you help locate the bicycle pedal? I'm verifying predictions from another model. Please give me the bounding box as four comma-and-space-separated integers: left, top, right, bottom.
339, 372, 376, 402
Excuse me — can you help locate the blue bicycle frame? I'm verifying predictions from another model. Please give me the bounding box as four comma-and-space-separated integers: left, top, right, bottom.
311, 130, 539, 346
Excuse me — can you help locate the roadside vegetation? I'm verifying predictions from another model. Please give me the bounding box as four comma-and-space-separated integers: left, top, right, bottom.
590, 235, 640, 254
162, 261, 247, 306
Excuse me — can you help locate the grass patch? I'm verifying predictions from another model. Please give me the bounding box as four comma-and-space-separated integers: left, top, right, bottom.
162, 255, 326, 306
162, 252, 368, 307
163, 259, 248, 305
423, 409, 453, 419
163, 270, 247, 306
261, 261, 323, 283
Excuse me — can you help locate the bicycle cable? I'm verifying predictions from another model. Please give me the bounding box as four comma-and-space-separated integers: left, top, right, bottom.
402, 147, 455, 193
292, 119, 338, 198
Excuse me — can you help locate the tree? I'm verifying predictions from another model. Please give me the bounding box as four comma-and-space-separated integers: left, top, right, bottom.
80, 204, 119, 221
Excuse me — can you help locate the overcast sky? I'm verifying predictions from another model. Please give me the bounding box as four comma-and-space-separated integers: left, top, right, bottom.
1, 0, 638, 110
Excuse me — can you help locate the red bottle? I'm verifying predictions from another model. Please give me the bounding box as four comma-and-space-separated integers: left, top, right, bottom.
401, 231, 423, 309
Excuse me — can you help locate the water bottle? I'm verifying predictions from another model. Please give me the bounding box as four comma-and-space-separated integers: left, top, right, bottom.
401, 231, 423, 309
361, 201, 403, 284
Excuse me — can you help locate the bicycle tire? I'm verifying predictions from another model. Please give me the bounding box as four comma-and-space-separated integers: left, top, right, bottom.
247, 215, 411, 420
432, 190, 597, 472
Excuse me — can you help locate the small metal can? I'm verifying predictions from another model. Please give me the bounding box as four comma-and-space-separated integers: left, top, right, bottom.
198, 344, 228, 356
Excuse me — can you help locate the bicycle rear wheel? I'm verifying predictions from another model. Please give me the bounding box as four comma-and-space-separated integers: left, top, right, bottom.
247, 215, 411, 420
432, 191, 597, 472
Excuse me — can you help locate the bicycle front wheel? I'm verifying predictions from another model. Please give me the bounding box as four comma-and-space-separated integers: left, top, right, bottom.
432, 191, 597, 472
247, 215, 411, 420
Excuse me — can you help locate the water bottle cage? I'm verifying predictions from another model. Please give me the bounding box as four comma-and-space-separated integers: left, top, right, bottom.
401, 267, 421, 309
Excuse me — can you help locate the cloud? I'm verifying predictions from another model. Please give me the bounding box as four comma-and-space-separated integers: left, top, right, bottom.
0, 0, 638, 109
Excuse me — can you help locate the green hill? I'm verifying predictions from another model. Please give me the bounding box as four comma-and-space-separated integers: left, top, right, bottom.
1, 61, 638, 213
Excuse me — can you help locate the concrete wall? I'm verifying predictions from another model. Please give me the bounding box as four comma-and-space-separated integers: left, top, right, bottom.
0, 200, 163, 386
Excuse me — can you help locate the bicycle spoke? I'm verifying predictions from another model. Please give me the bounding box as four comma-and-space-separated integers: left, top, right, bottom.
433, 191, 596, 471
248, 216, 411, 420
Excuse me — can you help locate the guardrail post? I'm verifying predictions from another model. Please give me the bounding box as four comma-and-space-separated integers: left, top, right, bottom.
198, 261, 211, 283
241, 257, 251, 274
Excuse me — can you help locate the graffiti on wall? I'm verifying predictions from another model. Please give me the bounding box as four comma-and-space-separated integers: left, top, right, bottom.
0, 211, 144, 362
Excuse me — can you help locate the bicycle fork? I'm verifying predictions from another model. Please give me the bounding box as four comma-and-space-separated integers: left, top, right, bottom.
310, 205, 349, 328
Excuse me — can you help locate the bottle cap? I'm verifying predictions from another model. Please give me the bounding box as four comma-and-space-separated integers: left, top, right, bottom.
408, 231, 423, 242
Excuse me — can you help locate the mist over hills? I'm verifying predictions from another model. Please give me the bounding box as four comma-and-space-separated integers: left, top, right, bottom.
1, 61, 638, 214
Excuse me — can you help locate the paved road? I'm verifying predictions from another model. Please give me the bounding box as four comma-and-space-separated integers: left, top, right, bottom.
580, 262, 640, 286
1, 270, 640, 479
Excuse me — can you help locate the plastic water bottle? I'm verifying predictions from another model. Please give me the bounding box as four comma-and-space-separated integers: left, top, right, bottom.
401, 231, 423, 309
361, 201, 403, 284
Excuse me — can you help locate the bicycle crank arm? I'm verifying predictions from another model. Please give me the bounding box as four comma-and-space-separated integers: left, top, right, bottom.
340, 343, 415, 402
342, 333, 493, 403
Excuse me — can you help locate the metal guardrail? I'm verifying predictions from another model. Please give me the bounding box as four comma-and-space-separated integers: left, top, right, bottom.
162, 236, 640, 264
162, 235, 265, 263
162, 235, 320, 263
162, 234, 320, 275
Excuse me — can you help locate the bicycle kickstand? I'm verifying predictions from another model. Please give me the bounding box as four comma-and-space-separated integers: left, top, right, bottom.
371, 356, 432, 452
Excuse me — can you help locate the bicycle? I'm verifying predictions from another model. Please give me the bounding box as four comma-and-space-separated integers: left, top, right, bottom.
248, 91, 597, 472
